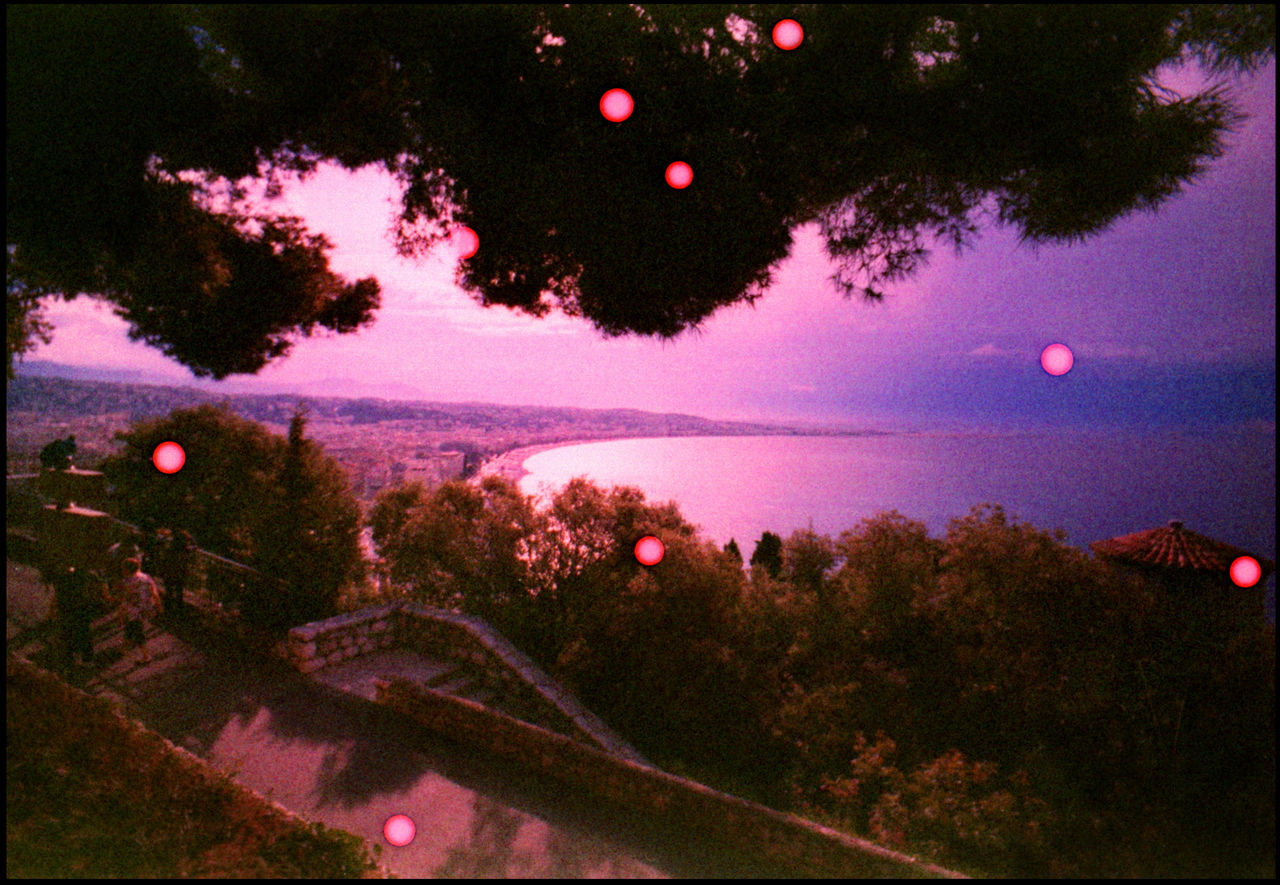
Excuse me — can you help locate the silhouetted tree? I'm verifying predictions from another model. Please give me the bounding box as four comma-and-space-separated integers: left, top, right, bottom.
8, 6, 1273, 378
103, 404, 362, 629
370, 476, 546, 624
750, 530, 784, 577
782, 527, 837, 602
248, 407, 364, 627
723, 537, 743, 565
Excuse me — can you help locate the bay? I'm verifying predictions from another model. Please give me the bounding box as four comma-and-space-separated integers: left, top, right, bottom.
517, 428, 1277, 563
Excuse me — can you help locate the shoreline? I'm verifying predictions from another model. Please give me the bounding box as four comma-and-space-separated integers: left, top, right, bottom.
475, 439, 606, 486
475, 430, 897, 488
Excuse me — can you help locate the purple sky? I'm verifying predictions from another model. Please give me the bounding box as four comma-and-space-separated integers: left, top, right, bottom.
30, 61, 1275, 428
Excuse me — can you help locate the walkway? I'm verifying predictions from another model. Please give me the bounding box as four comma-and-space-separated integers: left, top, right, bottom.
6, 561, 808, 877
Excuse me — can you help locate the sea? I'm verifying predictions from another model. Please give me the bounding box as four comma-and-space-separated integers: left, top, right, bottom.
517, 427, 1277, 576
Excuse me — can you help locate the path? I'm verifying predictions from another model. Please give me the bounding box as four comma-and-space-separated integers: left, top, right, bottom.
6, 560, 795, 877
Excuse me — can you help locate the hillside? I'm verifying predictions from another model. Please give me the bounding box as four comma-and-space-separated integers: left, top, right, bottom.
6, 374, 832, 500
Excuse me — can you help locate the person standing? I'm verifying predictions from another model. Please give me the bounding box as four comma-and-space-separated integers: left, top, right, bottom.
159, 528, 196, 618
142, 525, 169, 577
106, 537, 142, 582
118, 558, 161, 664
50, 563, 95, 667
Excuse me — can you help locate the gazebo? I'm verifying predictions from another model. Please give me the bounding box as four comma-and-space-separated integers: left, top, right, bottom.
1091, 520, 1275, 626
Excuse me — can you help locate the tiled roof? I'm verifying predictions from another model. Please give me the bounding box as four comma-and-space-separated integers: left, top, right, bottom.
1090, 520, 1276, 575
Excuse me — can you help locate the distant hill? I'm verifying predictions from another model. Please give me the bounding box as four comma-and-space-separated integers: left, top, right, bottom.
15, 359, 195, 388
7, 372, 815, 438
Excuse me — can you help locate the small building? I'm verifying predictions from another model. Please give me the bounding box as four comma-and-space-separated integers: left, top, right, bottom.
1091, 520, 1275, 627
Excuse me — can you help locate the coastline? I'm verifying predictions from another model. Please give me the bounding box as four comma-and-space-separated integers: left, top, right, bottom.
475, 430, 890, 488
475, 439, 605, 486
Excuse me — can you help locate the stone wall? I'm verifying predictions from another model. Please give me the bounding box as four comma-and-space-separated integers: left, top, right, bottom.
376, 678, 963, 879
37, 468, 109, 510
278, 601, 647, 764
279, 603, 401, 674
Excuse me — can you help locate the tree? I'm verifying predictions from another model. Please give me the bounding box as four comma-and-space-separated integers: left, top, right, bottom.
532, 482, 772, 783
370, 476, 547, 625
749, 530, 784, 577
249, 408, 365, 626
7, 249, 52, 381
6, 5, 381, 380
7, 6, 1274, 378
102, 403, 363, 629
723, 537, 743, 565
781, 527, 837, 602
370, 474, 780, 787
834, 511, 942, 655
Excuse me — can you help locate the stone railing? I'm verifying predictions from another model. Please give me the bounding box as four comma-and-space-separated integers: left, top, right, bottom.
278, 600, 648, 765
376, 678, 964, 879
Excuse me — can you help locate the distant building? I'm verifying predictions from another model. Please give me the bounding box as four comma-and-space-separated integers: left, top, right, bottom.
401, 452, 466, 487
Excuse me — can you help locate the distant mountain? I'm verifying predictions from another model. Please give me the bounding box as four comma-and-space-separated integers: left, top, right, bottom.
305, 377, 431, 401
15, 359, 192, 388
13, 360, 432, 402
7, 371, 825, 439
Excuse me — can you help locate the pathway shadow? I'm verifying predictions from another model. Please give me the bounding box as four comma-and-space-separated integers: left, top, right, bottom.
24, 609, 804, 878
87, 615, 607, 816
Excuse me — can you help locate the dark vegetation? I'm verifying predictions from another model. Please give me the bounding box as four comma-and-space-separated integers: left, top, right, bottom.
100, 404, 364, 632
371, 476, 1276, 877
6, 654, 382, 878
8, 6, 1274, 378
9, 403, 1273, 876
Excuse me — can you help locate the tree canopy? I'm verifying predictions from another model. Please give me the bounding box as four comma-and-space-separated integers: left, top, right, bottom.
102, 403, 363, 629
366, 471, 1272, 873
7, 5, 1274, 378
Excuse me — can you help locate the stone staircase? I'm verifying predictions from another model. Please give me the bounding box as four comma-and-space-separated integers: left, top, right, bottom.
283, 602, 651, 766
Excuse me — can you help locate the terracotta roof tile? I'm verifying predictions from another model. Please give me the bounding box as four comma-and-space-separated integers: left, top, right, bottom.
1090, 520, 1275, 575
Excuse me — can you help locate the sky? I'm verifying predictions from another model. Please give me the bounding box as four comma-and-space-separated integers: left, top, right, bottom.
28, 58, 1276, 430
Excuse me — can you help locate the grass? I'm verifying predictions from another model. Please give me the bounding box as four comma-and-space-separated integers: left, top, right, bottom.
6, 653, 387, 878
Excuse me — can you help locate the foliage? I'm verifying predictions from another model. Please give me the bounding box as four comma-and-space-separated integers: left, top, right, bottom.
6, 654, 381, 878
6, 6, 380, 380
834, 511, 941, 650
371, 476, 546, 625
749, 530, 783, 577
781, 527, 838, 602
6, 250, 52, 381
723, 537, 742, 565
101, 403, 363, 630
8, 6, 1274, 377
248, 409, 365, 627
758, 504, 1273, 874
368, 479, 1274, 875
818, 734, 1055, 874
373, 475, 785, 790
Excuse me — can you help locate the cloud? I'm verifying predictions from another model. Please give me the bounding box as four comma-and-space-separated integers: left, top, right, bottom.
967, 343, 1014, 358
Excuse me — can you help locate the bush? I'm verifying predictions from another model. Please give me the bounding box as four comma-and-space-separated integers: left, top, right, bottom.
819, 733, 1054, 875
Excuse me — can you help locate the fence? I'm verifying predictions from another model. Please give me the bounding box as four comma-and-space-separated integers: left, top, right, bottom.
6, 470, 282, 618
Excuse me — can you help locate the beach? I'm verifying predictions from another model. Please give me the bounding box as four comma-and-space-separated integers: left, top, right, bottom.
475, 440, 604, 485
